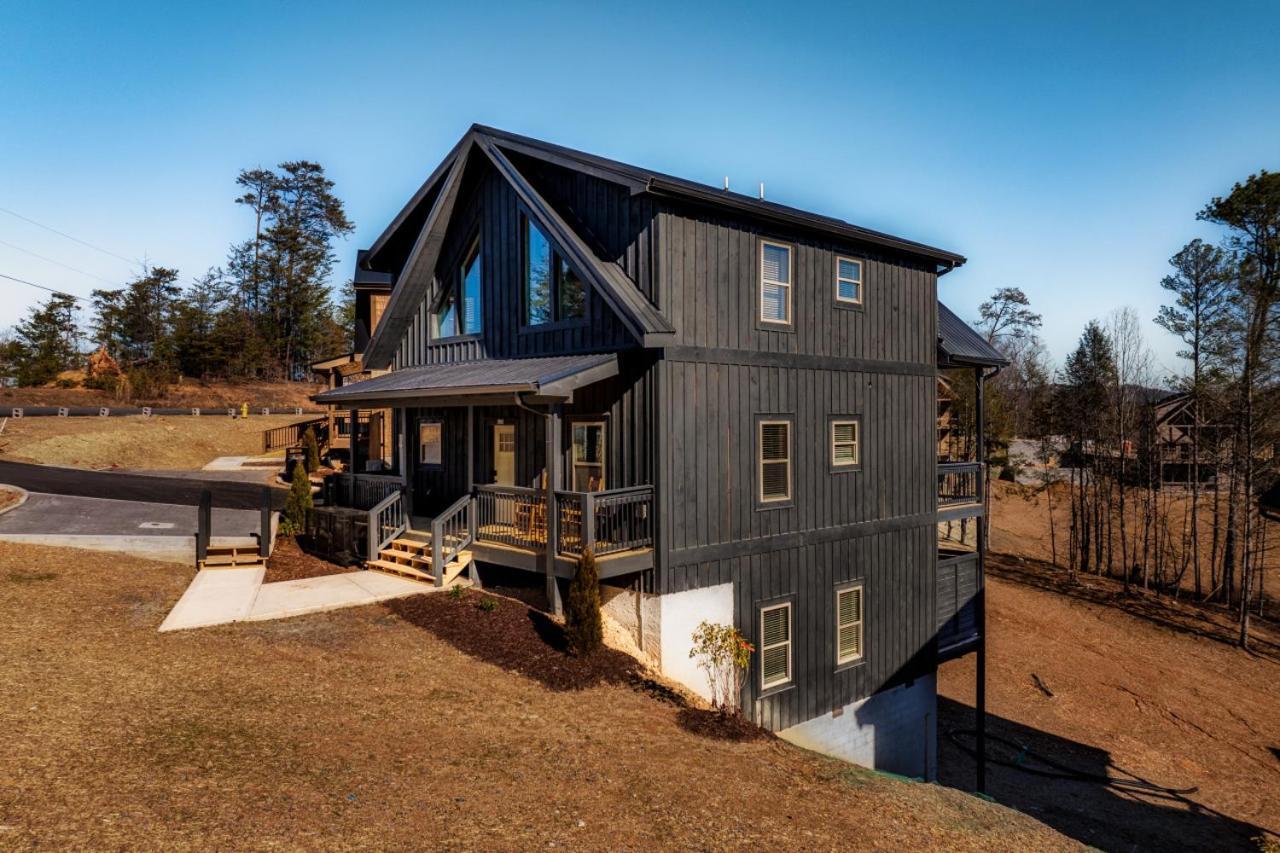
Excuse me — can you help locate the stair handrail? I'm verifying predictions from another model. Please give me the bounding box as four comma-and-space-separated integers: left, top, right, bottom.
430, 493, 474, 586
367, 488, 407, 562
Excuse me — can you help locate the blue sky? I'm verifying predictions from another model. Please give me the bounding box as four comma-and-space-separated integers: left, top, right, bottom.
2, 0, 1277, 374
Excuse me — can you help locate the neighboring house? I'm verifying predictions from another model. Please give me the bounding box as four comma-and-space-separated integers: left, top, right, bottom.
1151, 391, 1229, 486
309, 253, 395, 469
315, 125, 1004, 782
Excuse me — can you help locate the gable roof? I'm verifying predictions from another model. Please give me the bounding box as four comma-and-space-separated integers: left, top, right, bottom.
361, 124, 968, 369
937, 302, 1008, 369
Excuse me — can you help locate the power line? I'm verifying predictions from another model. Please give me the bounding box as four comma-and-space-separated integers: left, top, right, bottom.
0, 238, 121, 287
0, 271, 89, 302
0, 206, 139, 267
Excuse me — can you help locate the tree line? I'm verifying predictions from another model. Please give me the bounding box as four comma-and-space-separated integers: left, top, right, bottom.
965, 170, 1279, 649
1, 161, 355, 391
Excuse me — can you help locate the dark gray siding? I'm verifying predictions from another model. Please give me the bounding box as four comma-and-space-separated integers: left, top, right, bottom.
652, 198, 940, 728
392, 159, 651, 369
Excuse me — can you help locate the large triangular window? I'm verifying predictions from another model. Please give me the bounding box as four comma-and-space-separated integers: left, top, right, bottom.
523, 215, 585, 326
435, 234, 482, 338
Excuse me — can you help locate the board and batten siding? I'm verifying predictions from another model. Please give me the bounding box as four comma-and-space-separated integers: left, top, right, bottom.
652, 196, 941, 727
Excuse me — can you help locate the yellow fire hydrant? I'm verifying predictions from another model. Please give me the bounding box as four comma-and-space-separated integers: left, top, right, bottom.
240, 402, 249, 419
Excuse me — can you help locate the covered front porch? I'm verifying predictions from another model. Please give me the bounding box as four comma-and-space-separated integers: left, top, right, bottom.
314, 353, 656, 610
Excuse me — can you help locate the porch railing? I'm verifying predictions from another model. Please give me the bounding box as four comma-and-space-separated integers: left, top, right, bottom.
366, 489, 407, 560
331, 472, 405, 511
474, 485, 547, 551
937, 462, 983, 507
557, 486, 654, 557
263, 417, 326, 453
431, 494, 474, 585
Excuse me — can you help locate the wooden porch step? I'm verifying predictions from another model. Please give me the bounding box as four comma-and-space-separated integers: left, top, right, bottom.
366, 550, 473, 585
366, 559, 435, 582
391, 537, 431, 552
199, 554, 266, 569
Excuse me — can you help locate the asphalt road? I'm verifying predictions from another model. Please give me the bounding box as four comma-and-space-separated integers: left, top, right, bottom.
0, 460, 285, 510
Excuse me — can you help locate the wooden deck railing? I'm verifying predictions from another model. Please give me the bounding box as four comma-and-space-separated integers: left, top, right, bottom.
556, 486, 654, 557
431, 494, 475, 585
366, 489, 407, 560
937, 462, 983, 507
262, 417, 326, 453
330, 472, 405, 511
474, 485, 547, 551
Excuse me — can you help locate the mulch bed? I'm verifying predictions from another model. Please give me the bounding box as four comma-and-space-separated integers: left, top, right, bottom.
386, 589, 671, 694
676, 707, 773, 742
263, 536, 347, 583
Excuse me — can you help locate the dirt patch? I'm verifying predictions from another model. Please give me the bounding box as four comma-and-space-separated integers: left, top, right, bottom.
386, 589, 654, 693
263, 536, 345, 583
676, 707, 773, 742
0, 414, 308, 470
940, 554, 1280, 851
0, 485, 22, 513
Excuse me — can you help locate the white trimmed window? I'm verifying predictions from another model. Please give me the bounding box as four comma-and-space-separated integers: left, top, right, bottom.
760, 602, 793, 689
758, 420, 791, 502
836, 256, 863, 304
571, 421, 606, 491
836, 585, 864, 665
418, 421, 442, 465
759, 241, 792, 324
831, 419, 860, 467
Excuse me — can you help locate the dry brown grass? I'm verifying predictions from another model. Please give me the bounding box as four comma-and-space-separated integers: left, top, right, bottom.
0, 543, 1073, 851
0, 414, 307, 470
0, 485, 22, 513
0, 379, 320, 409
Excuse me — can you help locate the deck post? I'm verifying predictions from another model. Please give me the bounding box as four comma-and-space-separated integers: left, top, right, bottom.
465, 405, 474, 492
544, 403, 563, 617
975, 366, 987, 794
399, 407, 414, 513
259, 489, 271, 558
583, 492, 596, 555
196, 489, 211, 566
349, 407, 363, 474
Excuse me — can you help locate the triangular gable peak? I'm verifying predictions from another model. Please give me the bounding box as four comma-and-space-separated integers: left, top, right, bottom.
363, 128, 672, 369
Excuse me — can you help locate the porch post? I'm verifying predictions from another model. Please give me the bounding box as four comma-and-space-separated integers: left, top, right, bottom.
544, 403, 563, 617
349, 407, 363, 474
399, 407, 414, 516
975, 366, 987, 794
466, 405, 475, 491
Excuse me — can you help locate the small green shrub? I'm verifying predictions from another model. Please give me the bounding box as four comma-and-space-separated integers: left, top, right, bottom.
565, 549, 603, 655
281, 461, 313, 535
302, 426, 321, 473
476, 597, 498, 613
448, 584, 465, 601
54, 377, 77, 389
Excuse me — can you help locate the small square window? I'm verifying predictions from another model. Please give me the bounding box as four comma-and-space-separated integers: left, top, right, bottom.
760, 241, 792, 324
831, 419, 860, 468
836, 256, 863, 305
760, 602, 792, 689
759, 420, 791, 502
836, 585, 864, 665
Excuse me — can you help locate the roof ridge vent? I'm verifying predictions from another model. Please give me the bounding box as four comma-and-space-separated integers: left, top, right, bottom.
759, 182, 765, 200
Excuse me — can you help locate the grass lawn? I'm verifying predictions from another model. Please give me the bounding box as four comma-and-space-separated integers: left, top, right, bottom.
0, 543, 1071, 850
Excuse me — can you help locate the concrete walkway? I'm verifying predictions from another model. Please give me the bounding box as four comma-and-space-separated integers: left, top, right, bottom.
159, 567, 437, 632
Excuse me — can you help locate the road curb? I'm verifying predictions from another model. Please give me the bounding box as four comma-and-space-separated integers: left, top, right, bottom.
0, 484, 29, 517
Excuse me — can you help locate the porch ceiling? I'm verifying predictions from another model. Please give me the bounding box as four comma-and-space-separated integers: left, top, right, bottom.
312, 353, 618, 406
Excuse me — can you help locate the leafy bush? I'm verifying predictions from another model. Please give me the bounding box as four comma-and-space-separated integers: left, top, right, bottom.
476, 597, 498, 612
281, 461, 313, 535
565, 548, 603, 655
54, 377, 77, 388
689, 621, 753, 715
302, 426, 321, 473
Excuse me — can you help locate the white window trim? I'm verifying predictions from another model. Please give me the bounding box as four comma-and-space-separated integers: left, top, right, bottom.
836, 584, 865, 666
759, 240, 793, 325
831, 418, 860, 468
760, 602, 793, 690
572, 420, 607, 491
758, 419, 792, 503
835, 255, 864, 305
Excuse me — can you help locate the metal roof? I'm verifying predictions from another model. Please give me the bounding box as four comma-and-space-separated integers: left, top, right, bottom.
937, 302, 1008, 368
313, 354, 619, 405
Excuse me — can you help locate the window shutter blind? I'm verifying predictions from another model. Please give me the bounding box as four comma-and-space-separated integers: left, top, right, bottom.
838, 258, 860, 281
761, 605, 791, 687
762, 244, 789, 283
837, 587, 863, 663
760, 422, 790, 500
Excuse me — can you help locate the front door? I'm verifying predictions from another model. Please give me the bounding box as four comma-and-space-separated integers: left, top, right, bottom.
493, 424, 516, 523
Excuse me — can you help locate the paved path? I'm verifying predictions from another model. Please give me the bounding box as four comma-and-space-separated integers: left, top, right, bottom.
0, 459, 284, 509
159, 568, 436, 632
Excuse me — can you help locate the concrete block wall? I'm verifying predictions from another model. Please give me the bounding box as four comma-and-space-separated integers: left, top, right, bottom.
778, 674, 938, 780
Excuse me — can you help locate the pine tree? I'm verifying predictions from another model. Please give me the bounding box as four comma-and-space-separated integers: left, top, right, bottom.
11, 293, 80, 386
302, 426, 321, 473
283, 461, 313, 535
565, 549, 603, 655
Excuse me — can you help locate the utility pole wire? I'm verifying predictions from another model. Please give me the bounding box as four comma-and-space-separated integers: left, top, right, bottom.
0, 271, 89, 302
0, 206, 140, 267
0, 237, 121, 287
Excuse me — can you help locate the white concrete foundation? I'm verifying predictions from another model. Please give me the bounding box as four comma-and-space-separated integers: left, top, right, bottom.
658, 582, 735, 702
779, 674, 938, 781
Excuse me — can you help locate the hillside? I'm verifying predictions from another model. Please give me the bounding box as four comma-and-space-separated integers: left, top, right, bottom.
940, 553, 1280, 850
0, 543, 1073, 850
